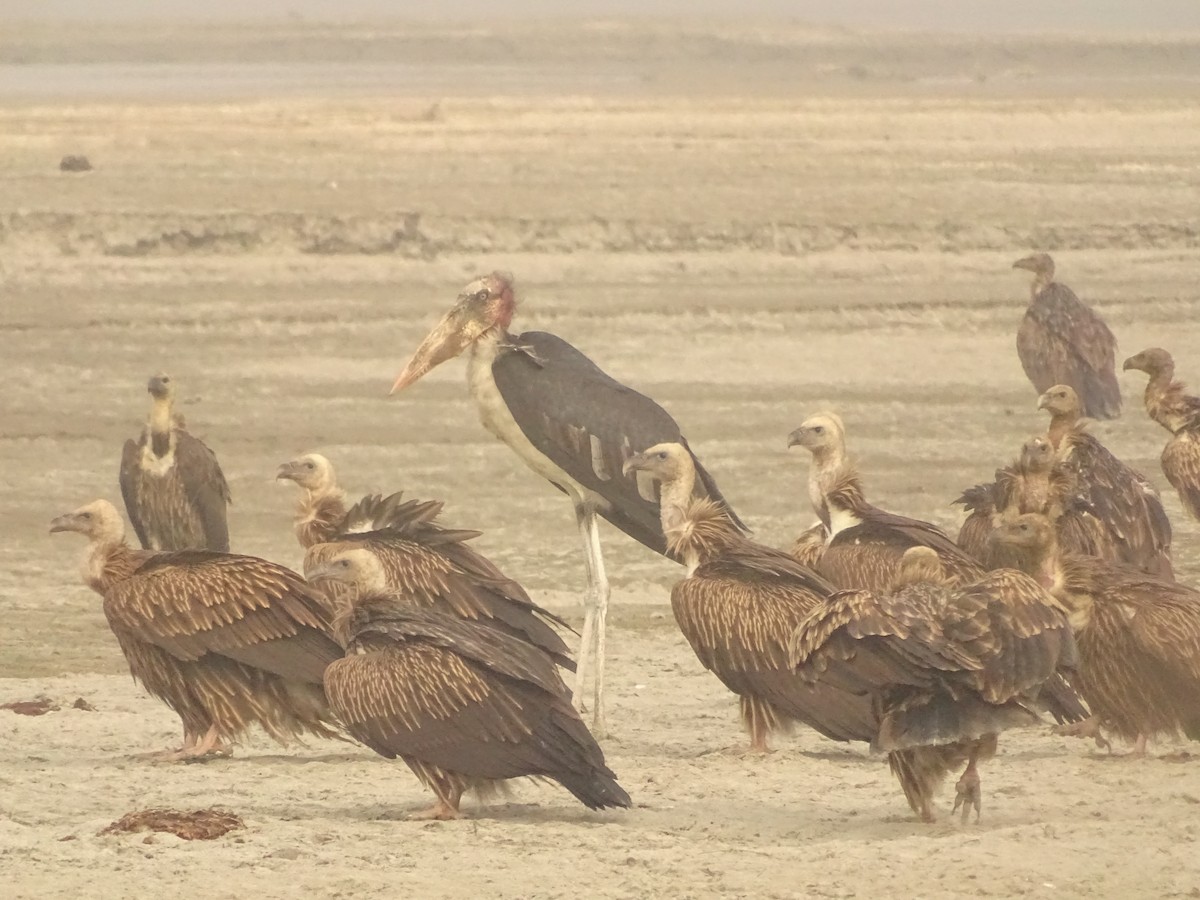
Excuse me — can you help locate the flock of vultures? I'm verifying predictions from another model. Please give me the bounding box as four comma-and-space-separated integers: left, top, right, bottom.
50, 253, 1200, 824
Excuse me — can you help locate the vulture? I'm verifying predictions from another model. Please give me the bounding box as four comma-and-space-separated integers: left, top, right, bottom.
120, 373, 231, 552
788, 413, 984, 590
622, 443, 876, 752
51, 499, 342, 760
312, 551, 631, 820
994, 513, 1200, 755
954, 435, 1116, 570
1039, 384, 1173, 578
1123, 348, 1200, 521
1013, 253, 1120, 420
277, 453, 574, 670
792, 547, 1077, 822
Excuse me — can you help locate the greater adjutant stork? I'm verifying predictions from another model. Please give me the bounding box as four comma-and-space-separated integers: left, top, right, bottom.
390, 272, 742, 736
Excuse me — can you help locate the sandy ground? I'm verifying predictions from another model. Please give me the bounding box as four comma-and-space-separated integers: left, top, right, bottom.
2, 19, 1200, 900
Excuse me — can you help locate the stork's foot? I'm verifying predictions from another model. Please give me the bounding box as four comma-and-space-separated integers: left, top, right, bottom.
408, 800, 461, 821
952, 768, 981, 824
1053, 716, 1111, 752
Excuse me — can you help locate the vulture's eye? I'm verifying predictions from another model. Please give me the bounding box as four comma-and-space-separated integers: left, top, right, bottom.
657, 451, 668, 460
80, 512, 92, 520
813, 426, 824, 435
305, 462, 315, 470
475, 290, 489, 302
161, 376, 170, 384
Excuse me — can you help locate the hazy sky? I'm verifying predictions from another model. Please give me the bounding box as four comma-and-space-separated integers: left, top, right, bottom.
6, 0, 1200, 32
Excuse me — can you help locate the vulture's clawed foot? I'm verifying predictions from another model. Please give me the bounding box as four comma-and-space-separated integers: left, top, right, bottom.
1053, 716, 1111, 752
408, 800, 461, 821
952, 768, 981, 824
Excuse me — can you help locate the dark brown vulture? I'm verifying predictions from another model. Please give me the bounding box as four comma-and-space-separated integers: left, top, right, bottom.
994, 513, 1200, 755
622, 443, 876, 752
311, 552, 630, 820
1039, 384, 1173, 578
954, 435, 1115, 570
789, 414, 984, 590
278, 453, 574, 670
1123, 348, 1200, 521
120, 373, 231, 551
51, 499, 341, 760
1013, 253, 1120, 420
792, 547, 1077, 822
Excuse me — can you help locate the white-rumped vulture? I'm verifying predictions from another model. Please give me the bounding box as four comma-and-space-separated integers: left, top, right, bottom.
994, 513, 1200, 756
388, 272, 743, 737
1123, 348, 1200, 522
311, 551, 631, 820
120, 373, 231, 552
622, 442, 876, 752
277, 453, 574, 670
1039, 384, 1173, 578
792, 547, 1077, 822
51, 499, 341, 760
1013, 253, 1120, 420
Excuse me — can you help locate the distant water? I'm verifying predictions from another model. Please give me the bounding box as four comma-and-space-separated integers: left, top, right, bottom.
0, 61, 643, 100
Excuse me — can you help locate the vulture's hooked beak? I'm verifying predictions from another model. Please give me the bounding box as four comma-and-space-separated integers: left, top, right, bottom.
391, 304, 476, 395
1036, 392, 1052, 411
1012, 256, 1036, 272
786, 427, 806, 448
276, 461, 302, 482
49, 513, 78, 534
1122, 356, 1137, 372
306, 563, 339, 584
621, 453, 651, 478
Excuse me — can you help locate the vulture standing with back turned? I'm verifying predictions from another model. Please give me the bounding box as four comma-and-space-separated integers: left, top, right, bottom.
277, 453, 574, 669
311, 550, 631, 819
51, 499, 342, 760
388, 272, 743, 736
792, 547, 1077, 822
1013, 253, 1120, 420
622, 442, 876, 752
120, 373, 231, 551
1123, 348, 1200, 521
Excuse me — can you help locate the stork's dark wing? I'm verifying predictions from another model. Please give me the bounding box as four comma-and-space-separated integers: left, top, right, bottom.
119, 437, 152, 550
104, 550, 340, 683
173, 432, 232, 552
491, 331, 743, 557
1017, 283, 1120, 419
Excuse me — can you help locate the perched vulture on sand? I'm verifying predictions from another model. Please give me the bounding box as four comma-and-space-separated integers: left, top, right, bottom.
788, 413, 984, 590
120, 373, 231, 551
994, 513, 1200, 755
311, 551, 631, 820
622, 443, 876, 752
1123, 348, 1200, 521
277, 453, 574, 670
954, 435, 1115, 570
1013, 253, 1120, 420
51, 499, 341, 760
1039, 384, 1173, 578
791, 547, 1077, 822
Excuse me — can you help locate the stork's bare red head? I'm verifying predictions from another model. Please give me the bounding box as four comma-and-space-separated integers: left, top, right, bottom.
390, 272, 517, 394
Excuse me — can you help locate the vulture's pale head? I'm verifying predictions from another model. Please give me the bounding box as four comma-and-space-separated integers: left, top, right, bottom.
893, 546, 945, 589
1021, 435, 1055, 472
50, 499, 125, 544
786, 413, 845, 456
1037, 384, 1081, 417
307, 548, 389, 595
622, 442, 694, 487
990, 512, 1055, 554
1123, 347, 1173, 376
277, 453, 337, 492
147, 372, 175, 401
391, 272, 517, 393
1012, 252, 1054, 278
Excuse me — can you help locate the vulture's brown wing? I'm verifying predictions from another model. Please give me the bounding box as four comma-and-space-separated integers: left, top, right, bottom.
670, 569, 872, 741
939, 570, 1076, 705
791, 522, 827, 568
174, 432, 232, 552
1163, 435, 1200, 520
1119, 580, 1200, 687
819, 514, 983, 592
119, 438, 152, 550
104, 550, 340, 683
1018, 284, 1120, 418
